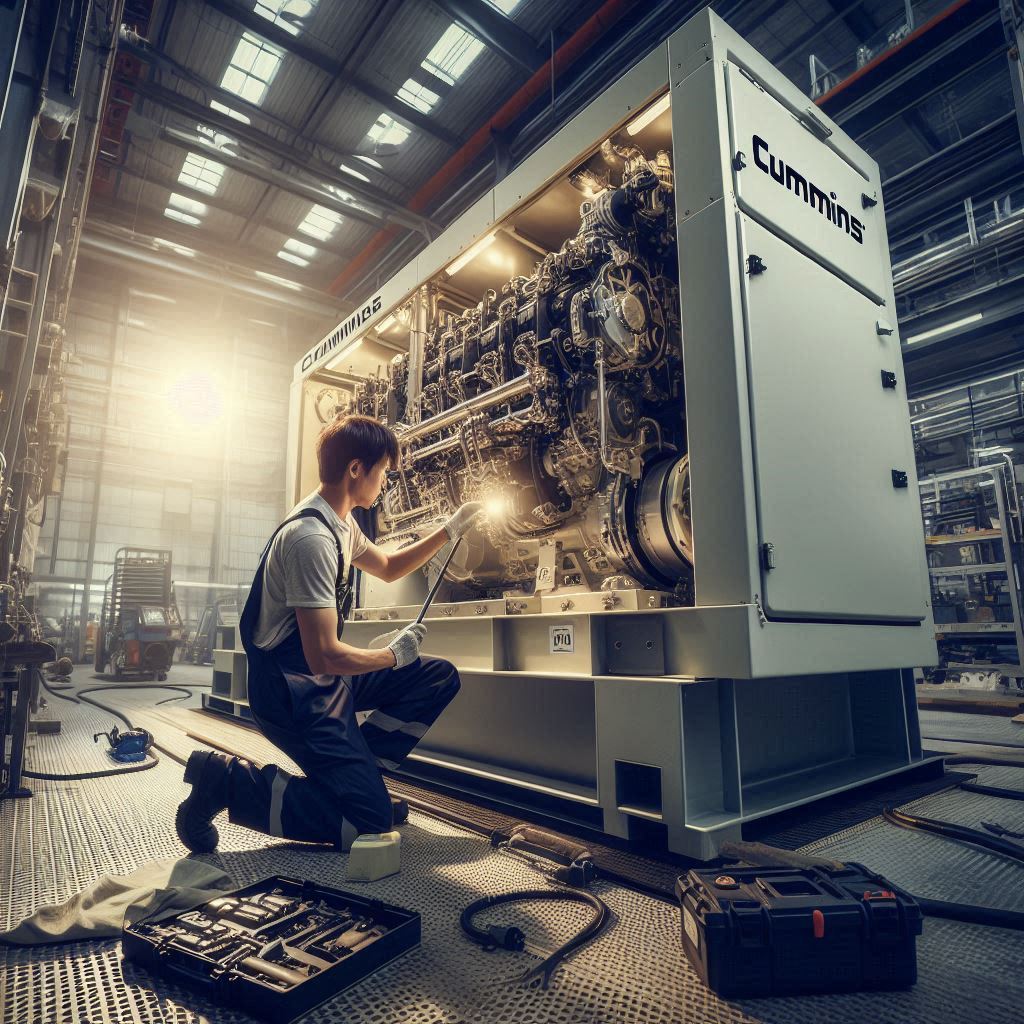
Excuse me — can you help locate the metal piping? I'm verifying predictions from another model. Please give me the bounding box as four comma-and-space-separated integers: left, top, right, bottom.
402, 373, 534, 447
78, 229, 344, 320
158, 126, 422, 233
131, 77, 432, 231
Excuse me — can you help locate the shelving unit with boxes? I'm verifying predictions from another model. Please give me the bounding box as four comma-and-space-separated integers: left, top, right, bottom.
919, 464, 1024, 691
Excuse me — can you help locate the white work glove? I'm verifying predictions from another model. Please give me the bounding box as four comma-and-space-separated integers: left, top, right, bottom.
372, 623, 427, 669
443, 501, 485, 541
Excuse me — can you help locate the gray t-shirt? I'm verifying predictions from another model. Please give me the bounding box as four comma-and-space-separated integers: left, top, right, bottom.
253, 492, 370, 650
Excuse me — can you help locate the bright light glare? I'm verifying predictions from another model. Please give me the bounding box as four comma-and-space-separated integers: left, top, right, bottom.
484, 495, 510, 519
626, 92, 670, 136
166, 372, 225, 426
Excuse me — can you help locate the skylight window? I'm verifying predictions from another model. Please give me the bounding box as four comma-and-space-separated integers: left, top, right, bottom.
367, 112, 411, 147
396, 78, 440, 114
256, 269, 302, 290
177, 152, 226, 195
168, 193, 208, 216
283, 237, 317, 259
355, 155, 382, 168
297, 204, 342, 241
210, 100, 251, 124
221, 32, 283, 105
422, 24, 485, 86
277, 250, 310, 267
488, 0, 522, 13
164, 209, 201, 226
255, 0, 318, 38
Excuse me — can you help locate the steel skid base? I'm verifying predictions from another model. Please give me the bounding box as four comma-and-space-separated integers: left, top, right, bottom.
343, 602, 934, 860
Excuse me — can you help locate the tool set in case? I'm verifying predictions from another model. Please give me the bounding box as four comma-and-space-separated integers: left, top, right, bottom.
676, 863, 922, 998
122, 875, 421, 1022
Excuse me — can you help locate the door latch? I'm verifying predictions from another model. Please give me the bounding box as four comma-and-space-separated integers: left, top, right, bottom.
746, 254, 767, 276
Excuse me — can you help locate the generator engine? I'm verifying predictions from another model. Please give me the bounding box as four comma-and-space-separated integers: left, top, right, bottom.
353, 144, 693, 599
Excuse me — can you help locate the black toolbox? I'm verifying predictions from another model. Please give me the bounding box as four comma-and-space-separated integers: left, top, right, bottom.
122, 875, 421, 1022
676, 863, 922, 998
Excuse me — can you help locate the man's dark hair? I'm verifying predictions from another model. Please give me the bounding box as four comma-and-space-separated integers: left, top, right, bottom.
317, 414, 399, 484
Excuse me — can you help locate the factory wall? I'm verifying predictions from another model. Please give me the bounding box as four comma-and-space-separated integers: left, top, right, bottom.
31, 258, 315, 634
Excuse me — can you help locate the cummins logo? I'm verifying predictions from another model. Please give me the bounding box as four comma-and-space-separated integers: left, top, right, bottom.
751, 135, 865, 245
302, 294, 383, 372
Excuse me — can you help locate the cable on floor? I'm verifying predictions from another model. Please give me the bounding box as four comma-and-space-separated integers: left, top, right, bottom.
460, 887, 611, 988
26, 677, 206, 778
959, 780, 1024, 800
882, 806, 1024, 865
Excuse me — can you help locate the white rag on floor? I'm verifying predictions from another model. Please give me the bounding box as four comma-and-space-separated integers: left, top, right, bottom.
0, 856, 233, 946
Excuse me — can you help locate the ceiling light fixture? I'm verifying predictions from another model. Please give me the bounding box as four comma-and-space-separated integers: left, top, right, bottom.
626, 92, 670, 136
446, 232, 496, 275
904, 313, 983, 345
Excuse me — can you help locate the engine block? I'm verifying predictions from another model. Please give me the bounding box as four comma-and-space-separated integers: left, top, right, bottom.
353, 144, 693, 600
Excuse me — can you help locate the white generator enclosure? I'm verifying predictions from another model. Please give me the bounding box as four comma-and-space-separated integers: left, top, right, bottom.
285, 9, 937, 859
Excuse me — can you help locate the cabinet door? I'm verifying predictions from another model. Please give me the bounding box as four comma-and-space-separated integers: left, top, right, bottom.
739, 214, 926, 622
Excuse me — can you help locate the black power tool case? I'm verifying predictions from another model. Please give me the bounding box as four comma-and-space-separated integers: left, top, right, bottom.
122, 875, 421, 1022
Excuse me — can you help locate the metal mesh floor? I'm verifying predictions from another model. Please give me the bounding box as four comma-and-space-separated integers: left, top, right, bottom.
919, 709, 1024, 748
3, 668, 1024, 1024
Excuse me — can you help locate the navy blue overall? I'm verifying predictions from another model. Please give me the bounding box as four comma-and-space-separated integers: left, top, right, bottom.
228, 508, 460, 847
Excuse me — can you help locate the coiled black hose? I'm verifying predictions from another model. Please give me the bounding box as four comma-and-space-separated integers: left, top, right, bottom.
460, 887, 611, 988
26, 675, 205, 779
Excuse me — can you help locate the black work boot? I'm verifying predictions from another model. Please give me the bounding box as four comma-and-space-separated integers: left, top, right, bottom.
390, 794, 409, 826
176, 750, 234, 853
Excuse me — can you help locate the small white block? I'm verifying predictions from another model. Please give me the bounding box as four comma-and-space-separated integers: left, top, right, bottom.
346, 831, 401, 881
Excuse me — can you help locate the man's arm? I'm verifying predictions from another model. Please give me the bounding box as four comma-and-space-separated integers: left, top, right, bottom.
352, 528, 448, 583
352, 501, 485, 582
295, 607, 396, 674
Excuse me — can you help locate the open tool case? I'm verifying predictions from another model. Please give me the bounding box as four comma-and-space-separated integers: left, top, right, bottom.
122, 875, 421, 1022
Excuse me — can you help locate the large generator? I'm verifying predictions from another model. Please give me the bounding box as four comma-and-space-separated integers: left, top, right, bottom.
285, 9, 937, 859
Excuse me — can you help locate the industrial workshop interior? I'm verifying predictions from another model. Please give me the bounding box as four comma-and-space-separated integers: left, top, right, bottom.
4, 0, 1024, 1021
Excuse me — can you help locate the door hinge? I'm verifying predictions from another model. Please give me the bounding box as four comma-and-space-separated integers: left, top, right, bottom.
753, 594, 768, 628
733, 150, 746, 171
761, 542, 776, 570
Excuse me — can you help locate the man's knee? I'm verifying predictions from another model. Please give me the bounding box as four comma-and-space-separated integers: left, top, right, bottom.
435, 658, 460, 702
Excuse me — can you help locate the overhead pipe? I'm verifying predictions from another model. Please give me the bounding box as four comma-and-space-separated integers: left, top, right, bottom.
129, 77, 432, 231
158, 125, 408, 233
78, 226, 345, 320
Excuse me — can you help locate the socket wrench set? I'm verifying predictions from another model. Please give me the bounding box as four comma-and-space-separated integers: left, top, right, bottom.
122, 876, 421, 1022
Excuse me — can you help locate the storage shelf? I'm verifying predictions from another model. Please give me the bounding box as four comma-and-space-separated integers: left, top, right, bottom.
929, 562, 1007, 575
925, 530, 1002, 546
941, 663, 1022, 674
935, 623, 1017, 634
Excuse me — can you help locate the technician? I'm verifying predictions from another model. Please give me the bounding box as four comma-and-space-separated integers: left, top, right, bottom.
176, 413, 482, 853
